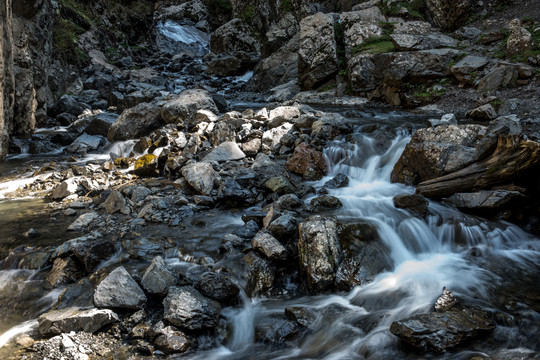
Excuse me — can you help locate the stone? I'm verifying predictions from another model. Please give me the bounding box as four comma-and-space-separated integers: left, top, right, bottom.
297, 216, 341, 293
195, 272, 240, 304
262, 123, 293, 153
393, 194, 429, 217
429, 113, 458, 127
210, 121, 236, 146
108, 102, 163, 141
50, 95, 83, 117
67, 212, 98, 231
154, 327, 190, 354
285, 306, 317, 327
66, 133, 104, 153
243, 252, 276, 297
507, 19, 532, 57
447, 190, 523, 210
477, 65, 519, 93
310, 195, 343, 209
265, 176, 294, 195
286, 143, 327, 181
181, 162, 218, 195
273, 193, 303, 211
424, 0, 471, 31
161, 89, 218, 125
85, 113, 119, 137
131, 186, 152, 203
38, 308, 119, 336
210, 18, 260, 54
204, 141, 246, 162
102, 190, 128, 214
94, 267, 147, 309
133, 154, 159, 177
298, 13, 338, 90
434, 287, 458, 312
391, 33, 458, 51
141, 256, 178, 296
390, 306, 495, 352
251, 231, 288, 261
320, 173, 349, 194
267, 213, 297, 240
467, 104, 497, 120
46, 257, 81, 287
49, 178, 79, 200
163, 286, 221, 330
451, 55, 489, 84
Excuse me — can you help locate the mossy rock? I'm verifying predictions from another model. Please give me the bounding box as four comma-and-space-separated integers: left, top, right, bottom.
114, 157, 135, 169
132, 154, 158, 177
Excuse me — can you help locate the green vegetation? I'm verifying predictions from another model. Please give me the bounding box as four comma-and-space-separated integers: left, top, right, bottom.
240, 5, 255, 22
53, 17, 89, 65
318, 83, 337, 92
353, 38, 395, 55
490, 99, 505, 109
406, 82, 447, 103
105, 47, 122, 64
379, 0, 425, 20
280, 0, 293, 14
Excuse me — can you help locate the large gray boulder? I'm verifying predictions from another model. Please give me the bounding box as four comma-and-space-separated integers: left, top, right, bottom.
38, 308, 119, 336
102, 190, 129, 215
477, 65, 519, 93
94, 267, 147, 309
447, 190, 524, 210
203, 141, 246, 162
340, 9, 384, 59
141, 256, 178, 296
161, 89, 218, 126
163, 286, 221, 330
181, 162, 218, 195
451, 55, 489, 84
298, 12, 338, 90
424, 0, 472, 31
210, 18, 261, 54
108, 102, 163, 141
297, 216, 341, 293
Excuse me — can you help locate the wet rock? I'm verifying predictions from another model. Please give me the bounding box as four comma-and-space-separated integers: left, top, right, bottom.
108, 102, 163, 141
218, 178, 254, 206
267, 213, 297, 240
285, 306, 317, 327
233, 219, 260, 239
252, 230, 288, 261
255, 315, 299, 344
298, 216, 341, 293
50, 94, 83, 117
38, 307, 119, 336
181, 162, 218, 195
141, 256, 178, 297
320, 173, 349, 194
46, 257, 82, 287
154, 326, 190, 354
78, 240, 116, 273
310, 195, 343, 209
161, 89, 218, 126
298, 12, 338, 90
286, 142, 327, 181
102, 190, 129, 214
195, 272, 240, 305
447, 190, 523, 210
66, 133, 104, 153
393, 194, 429, 217
335, 221, 391, 290
49, 178, 79, 200
390, 306, 495, 352
193, 195, 215, 206
133, 154, 159, 177
273, 193, 303, 211
67, 212, 98, 231
434, 287, 458, 312
163, 286, 221, 330
23, 228, 40, 238
243, 251, 276, 297
204, 141, 246, 162
467, 104, 497, 120
429, 113, 458, 128
94, 266, 147, 309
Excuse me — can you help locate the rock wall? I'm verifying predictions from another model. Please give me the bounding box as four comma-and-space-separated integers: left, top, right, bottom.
0, 0, 67, 159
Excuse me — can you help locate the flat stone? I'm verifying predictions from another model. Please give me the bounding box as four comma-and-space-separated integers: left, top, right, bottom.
94, 267, 147, 309
38, 307, 119, 336
203, 141, 246, 162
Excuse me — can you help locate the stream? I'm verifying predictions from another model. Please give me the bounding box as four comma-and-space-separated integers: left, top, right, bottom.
0, 109, 538, 359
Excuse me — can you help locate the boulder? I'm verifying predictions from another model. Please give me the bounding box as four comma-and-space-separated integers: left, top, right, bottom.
94, 267, 147, 309
154, 327, 190, 354
38, 308, 119, 336
102, 190, 129, 214
181, 162, 218, 195
141, 256, 178, 297
506, 19, 532, 57
390, 306, 495, 352
195, 272, 240, 304
210, 18, 260, 54
429, 113, 458, 128
203, 141, 246, 162
298, 12, 338, 90
251, 231, 288, 261
424, 0, 472, 31
210, 121, 236, 146
46, 257, 82, 287
206, 51, 258, 77
451, 55, 489, 84
262, 123, 293, 153
391, 124, 485, 186
163, 286, 221, 330
243, 252, 276, 297
467, 104, 497, 120
477, 65, 519, 93
49, 95, 83, 117
267, 213, 297, 240
85, 113, 119, 137
310, 195, 343, 209
132, 154, 159, 177
391, 33, 458, 51
66, 133, 103, 153
320, 173, 349, 194
265, 176, 295, 195
108, 102, 163, 141
67, 212, 98, 231
286, 142, 327, 181
393, 194, 429, 217
447, 190, 524, 210
297, 216, 341, 293
340, 9, 384, 58
49, 178, 79, 200
161, 89, 218, 126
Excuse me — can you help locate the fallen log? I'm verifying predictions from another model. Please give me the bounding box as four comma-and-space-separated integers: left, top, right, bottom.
416, 135, 540, 198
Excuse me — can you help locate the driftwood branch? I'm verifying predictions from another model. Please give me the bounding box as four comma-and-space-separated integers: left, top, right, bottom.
416, 135, 540, 198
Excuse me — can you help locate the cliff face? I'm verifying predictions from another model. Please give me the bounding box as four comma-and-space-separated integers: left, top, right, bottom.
0, 0, 67, 159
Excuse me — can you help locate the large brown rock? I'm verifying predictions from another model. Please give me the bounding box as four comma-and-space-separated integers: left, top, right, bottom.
298, 12, 338, 90
286, 142, 327, 181
108, 102, 163, 141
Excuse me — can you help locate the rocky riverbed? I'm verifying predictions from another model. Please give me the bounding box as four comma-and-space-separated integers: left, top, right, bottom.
1, 0, 540, 359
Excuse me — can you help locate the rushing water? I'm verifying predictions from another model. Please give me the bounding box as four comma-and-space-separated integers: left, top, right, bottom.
0, 113, 538, 358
